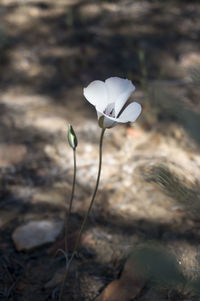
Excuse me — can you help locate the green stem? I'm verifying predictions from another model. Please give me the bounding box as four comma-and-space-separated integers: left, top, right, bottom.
59, 148, 76, 301
72, 128, 105, 257
59, 128, 105, 300
65, 149, 76, 254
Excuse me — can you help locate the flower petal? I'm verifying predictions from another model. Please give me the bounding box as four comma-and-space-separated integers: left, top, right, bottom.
83, 80, 108, 111
96, 110, 116, 128
103, 116, 117, 128
96, 111, 103, 119
105, 77, 135, 116
118, 102, 142, 122
115, 88, 135, 117
103, 102, 115, 117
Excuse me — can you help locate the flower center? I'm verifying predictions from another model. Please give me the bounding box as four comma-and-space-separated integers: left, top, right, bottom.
103, 103, 115, 118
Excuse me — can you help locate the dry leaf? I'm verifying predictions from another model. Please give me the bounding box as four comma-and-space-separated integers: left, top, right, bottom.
96, 255, 146, 301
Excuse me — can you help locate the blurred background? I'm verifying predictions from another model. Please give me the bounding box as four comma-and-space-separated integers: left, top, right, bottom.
0, 0, 200, 300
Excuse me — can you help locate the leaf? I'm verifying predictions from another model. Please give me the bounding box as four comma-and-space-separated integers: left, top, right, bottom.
96, 255, 146, 301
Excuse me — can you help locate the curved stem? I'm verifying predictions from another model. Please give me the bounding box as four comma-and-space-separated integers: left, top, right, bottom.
59, 128, 105, 301
59, 148, 76, 301
71, 128, 105, 256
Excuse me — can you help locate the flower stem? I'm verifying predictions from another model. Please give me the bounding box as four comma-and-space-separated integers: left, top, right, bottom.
65, 149, 76, 254
59, 148, 76, 301
59, 128, 105, 300
71, 128, 105, 256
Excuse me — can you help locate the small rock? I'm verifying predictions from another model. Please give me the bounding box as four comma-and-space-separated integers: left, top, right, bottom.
12, 220, 63, 251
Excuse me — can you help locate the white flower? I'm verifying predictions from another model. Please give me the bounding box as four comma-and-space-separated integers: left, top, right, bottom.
83, 77, 142, 128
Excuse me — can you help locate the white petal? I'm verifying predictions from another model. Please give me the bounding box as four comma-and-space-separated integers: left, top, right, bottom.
103, 102, 115, 117
115, 88, 135, 117
97, 111, 103, 119
97, 102, 141, 125
83, 80, 108, 111
96, 110, 116, 128
103, 116, 117, 128
105, 77, 135, 116
118, 102, 142, 123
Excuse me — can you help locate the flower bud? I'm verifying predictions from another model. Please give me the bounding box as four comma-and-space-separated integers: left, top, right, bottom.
68, 125, 78, 149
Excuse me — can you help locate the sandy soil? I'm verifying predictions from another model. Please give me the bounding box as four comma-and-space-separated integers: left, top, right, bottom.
0, 0, 200, 300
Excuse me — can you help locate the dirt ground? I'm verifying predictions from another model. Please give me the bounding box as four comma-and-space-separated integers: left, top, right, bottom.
1, 0, 200, 300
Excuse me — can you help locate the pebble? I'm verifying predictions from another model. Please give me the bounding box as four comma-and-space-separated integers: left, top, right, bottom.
12, 220, 63, 251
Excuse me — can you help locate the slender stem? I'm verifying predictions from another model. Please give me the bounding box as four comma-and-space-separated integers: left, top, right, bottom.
65, 149, 76, 254
59, 128, 105, 300
59, 148, 76, 301
71, 128, 105, 257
